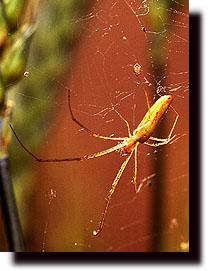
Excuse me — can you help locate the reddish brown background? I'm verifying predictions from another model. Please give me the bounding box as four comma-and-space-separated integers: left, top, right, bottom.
4, 0, 188, 252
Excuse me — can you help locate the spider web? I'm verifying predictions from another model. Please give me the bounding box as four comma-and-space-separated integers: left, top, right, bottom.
12, 0, 188, 252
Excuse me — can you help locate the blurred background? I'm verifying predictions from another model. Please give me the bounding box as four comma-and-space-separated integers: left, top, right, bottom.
0, 0, 188, 252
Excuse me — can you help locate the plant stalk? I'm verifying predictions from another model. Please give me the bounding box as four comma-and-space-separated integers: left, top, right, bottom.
0, 157, 25, 252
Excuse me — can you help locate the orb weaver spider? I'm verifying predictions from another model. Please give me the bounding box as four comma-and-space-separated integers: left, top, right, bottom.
10, 88, 179, 236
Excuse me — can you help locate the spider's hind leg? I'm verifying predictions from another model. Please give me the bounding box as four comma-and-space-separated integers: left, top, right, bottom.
132, 144, 139, 193
93, 150, 134, 236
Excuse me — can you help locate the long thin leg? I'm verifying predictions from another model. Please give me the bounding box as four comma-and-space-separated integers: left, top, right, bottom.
10, 124, 126, 163
148, 136, 176, 142
132, 143, 139, 193
144, 89, 151, 112
111, 106, 131, 137
86, 142, 126, 160
142, 89, 152, 122
93, 151, 134, 236
169, 105, 179, 139
144, 139, 174, 147
68, 88, 125, 141
145, 134, 184, 147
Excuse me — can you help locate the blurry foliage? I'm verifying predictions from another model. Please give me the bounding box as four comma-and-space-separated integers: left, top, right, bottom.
1, 0, 89, 250
3, 0, 89, 247
0, 0, 34, 153
148, 0, 188, 69
10, 0, 88, 172
0, 0, 33, 251
0, 0, 26, 48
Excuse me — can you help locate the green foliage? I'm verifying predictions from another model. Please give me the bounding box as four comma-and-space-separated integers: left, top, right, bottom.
1, 25, 35, 86
1, 0, 26, 31
0, 6, 8, 47
0, 0, 31, 159
4, 0, 88, 243
10, 0, 88, 175
0, 0, 89, 250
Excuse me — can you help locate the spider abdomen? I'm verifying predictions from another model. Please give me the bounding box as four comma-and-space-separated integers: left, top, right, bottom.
133, 95, 173, 143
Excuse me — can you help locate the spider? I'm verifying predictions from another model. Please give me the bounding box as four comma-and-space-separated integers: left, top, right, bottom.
10, 89, 179, 236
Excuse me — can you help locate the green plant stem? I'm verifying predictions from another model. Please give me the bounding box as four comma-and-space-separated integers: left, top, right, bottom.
0, 157, 25, 252
0, 0, 10, 29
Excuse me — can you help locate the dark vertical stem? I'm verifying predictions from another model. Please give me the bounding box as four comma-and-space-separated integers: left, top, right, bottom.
189, 14, 200, 260
147, 3, 170, 251
0, 157, 25, 251
147, 25, 168, 252
152, 64, 166, 252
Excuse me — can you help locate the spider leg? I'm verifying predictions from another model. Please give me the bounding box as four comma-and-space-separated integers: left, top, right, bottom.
169, 105, 179, 138
148, 136, 176, 142
132, 143, 139, 193
145, 134, 184, 147
86, 142, 126, 160
144, 139, 174, 147
144, 106, 179, 147
68, 88, 125, 141
144, 89, 151, 112
10, 124, 125, 162
141, 89, 151, 121
111, 106, 131, 137
93, 150, 134, 236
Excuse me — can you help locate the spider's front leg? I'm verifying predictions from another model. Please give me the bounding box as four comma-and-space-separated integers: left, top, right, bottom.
111, 105, 132, 137
10, 123, 127, 163
144, 106, 179, 147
